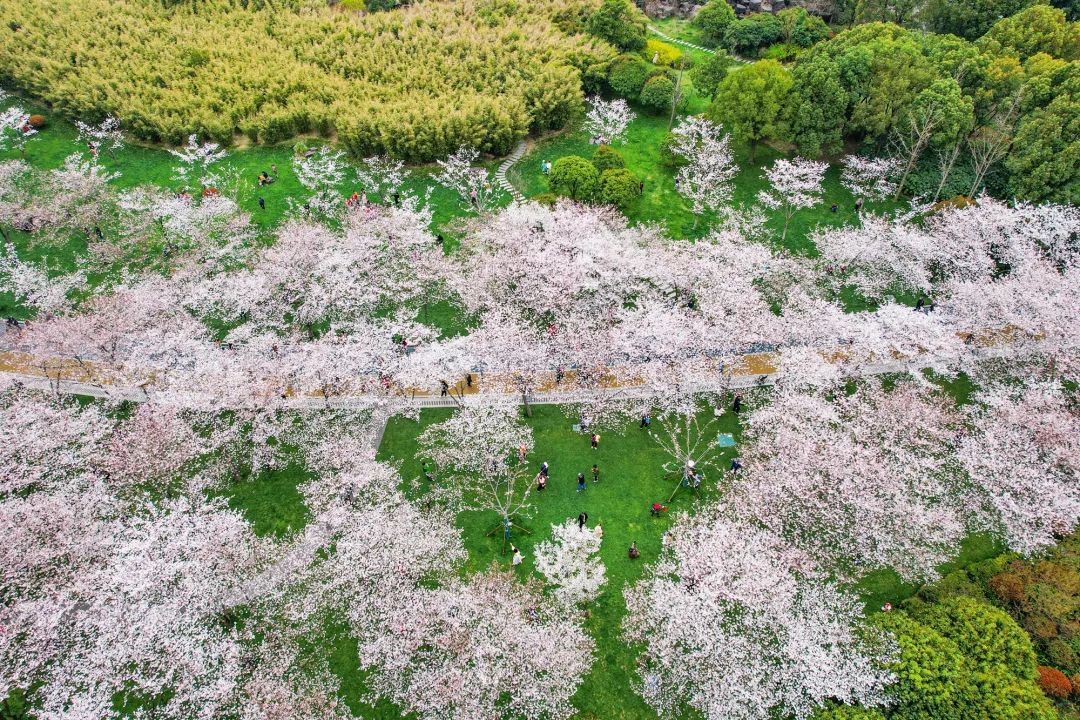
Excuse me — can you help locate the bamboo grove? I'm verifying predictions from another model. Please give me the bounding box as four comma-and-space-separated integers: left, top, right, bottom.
0, 0, 613, 160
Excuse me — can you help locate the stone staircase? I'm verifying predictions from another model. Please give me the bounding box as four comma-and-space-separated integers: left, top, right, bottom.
495, 140, 527, 203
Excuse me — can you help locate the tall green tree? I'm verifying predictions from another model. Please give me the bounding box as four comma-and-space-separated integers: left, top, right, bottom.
1007, 84, 1080, 203
690, 51, 735, 98
853, 0, 923, 25
586, 0, 647, 52
980, 4, 1080, 60
788, 53, 849, 155
708, 59, 793, 162
692, 0, 737, 47
925, 0, 1034, 40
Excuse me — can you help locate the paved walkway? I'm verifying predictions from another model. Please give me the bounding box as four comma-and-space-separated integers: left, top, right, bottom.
647, 24, 750, 63
495, 140, 527, 202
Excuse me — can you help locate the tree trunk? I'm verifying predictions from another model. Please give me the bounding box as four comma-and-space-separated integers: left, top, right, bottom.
932, 143, 961, 204
749, 139, 758, 164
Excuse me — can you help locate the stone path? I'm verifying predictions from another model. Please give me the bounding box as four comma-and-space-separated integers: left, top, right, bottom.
495, 140, 527, 202
647, 24, 717, 56
647, 24, 750, 63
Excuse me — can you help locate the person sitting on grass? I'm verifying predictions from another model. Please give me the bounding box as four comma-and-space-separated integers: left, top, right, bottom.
628, 541, 640, 560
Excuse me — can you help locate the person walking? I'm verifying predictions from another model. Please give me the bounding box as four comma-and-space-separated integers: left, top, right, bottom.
440, 380, 449, 397
258, 196, 265, 210
536, 473, 546, 491
540, 461, 550, 478
518, 443, 528, 463
732, 394, 742, 413
466, 373, 473, 389
577, 472, 587, 492
592, 464, 600, 484
590, 433, 600, 450
578, 511, 588, 530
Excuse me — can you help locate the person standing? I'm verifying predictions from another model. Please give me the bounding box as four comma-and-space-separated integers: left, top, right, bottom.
466, 373, 473, 389
855, 197, 864, 213
732, 394, 742, 413
577, 472, 587, 492
578, 511, 588, 530
440, 380, 449, 397
518, 443, 528, 463
591, 433, 600, 450
511, 545, 523, 566
540, 461, 550, 478
258, 196, 265, 210
640, 413, 651, 429
592, 464, 600, 484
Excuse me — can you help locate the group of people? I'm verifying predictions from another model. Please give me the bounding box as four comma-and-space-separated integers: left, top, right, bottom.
257, 165, 278, 186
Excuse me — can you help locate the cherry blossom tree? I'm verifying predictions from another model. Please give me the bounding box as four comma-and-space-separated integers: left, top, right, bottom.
960, 380, 1080, 554
624, 506, 895, 720
417, 399, 535, 530
840, 155, 901, 202
356, 154, 410, 203
583, 97, 636, 145
74, 116, 124, 158
758, 157, 827, 242
649, 406, 727, 501
0, 106, 35, 155
0, 243, 84, 315
669, 117, 738, 229
359, 569, 595, 720
733, 378, 967, 580
434, 146, 500, 213
534, 518, 607, 607
292, 145, 351, 219
170, 134, 228, 187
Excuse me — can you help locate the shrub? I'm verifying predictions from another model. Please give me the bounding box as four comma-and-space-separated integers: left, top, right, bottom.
639, 73, 691, 113
990, 571, 1028, 605
27, 114, 45, 129
659, 131, 689, 169
587, 0, 647, 51
549, 155, 599, 201
598, 168, 640, 208
724, 12, 783, 55
1048, 639, 1077, 670
692, 0, 736, 47
591, 144, 625, 172
916, 597, 1039, 680
644, 38, 681, 66
1037, 666, 1072, 698
532, 192, 558, 207
778, 7, 830, 48
760, 43, 799, 61
607, 53, 651, 98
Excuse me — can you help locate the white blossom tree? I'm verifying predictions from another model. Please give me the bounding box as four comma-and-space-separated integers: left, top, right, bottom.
356, 154, 410, 203
434, 146, 500, 213
534, 518, 607, 606
583, 97, 636, 145
840, 155, 901, 202
0, 106, 35, 155
75, 116, 125, 158
758, 157, 827, 242
418, 399, 535, 533
624, 506, 895, 720
733, 378, 968, 580
292, 145, 351, 220
170, 134, 228, 187
960, 380, 1080, 554
670, 117, 738, 229
359, 569, 595, 720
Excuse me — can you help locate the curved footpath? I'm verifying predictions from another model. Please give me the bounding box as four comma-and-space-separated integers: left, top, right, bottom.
494, 140, 527, 202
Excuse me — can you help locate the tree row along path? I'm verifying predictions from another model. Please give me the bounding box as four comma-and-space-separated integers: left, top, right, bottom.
0, 330, 1022, 410
494, 140, 527, 202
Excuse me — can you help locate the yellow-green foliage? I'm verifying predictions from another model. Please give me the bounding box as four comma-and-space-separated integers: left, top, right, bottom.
644, 38, 681, 66
0, 0, 614, 160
